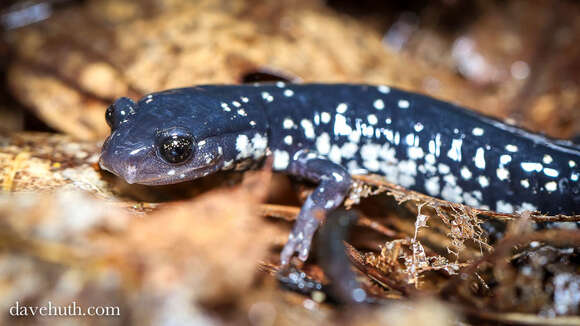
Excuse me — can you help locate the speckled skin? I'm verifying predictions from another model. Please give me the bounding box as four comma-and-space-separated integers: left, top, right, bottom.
100, 83, 580, 264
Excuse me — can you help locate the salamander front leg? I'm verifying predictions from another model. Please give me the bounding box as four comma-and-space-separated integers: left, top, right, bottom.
280, 152, 352, 265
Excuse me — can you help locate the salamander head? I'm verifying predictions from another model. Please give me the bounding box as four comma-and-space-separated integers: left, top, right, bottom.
99, 89, 264, 185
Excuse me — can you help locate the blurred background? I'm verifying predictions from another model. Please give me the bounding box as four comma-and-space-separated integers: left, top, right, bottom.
0, 0, 579, 140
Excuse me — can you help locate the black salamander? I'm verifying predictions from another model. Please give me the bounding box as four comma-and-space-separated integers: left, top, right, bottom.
99, 83, 580, 264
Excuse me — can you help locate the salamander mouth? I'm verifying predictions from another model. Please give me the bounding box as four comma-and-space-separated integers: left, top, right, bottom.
129, 163, 220, 186
99, 152, 223, 186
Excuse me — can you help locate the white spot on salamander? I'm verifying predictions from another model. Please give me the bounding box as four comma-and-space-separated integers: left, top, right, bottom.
400, 160, 417, 176
321, 112, 331, 124
543, 167, 559, 178
348, 128, 361, 143
283, 118, 294, 129
251, 134, 268, 158
478, 175, 489, 188
463, 192, 480, 207
385, 129, 394, 143
424, 176, 440, 196
441, 179, 463, 203
333, 114, 352, 136
545, 181, 557, 192
474, 147, 486, 169
397, 160, 417, 188
325, 200, 335, 209
443, 174, 457, 186
405, 133, 415, 146
408, 146, 424, 160
316, 133, 331, 154
517, 202, 537, 213
336, 103, 348, 113
283, 89, 294, 97
438, 163, 450, 174
505, 144, 518, 152
428, 140, 435, 154
235, 134, 250, 158
332, 172, 344, 182
367, 114, 378, 125
496, 167, 510, 181
261, 92, 274, 102
543, 154, 553, 164
414, 122, 424, 132
520, 179, 530, 188
472, 127, 484, 136
284, 135, 293, 145
329, 145, 342, 164
236, 134, 268, 158
341, 142, 358, 159
377, 85, 391, 94
223, 159, 233, 169
398, 99, 410, 109
360, 143, 380, 171
496, 200, 514, 213
447, 138, 463, 162
300, 119, 315, 139
373, 99, 385, 110
499, 154, 512, 165
460, 166, 472, 180
129, 147, 147, 155
273, 150, 289, 170
425, 153, 436, 165
521, 162, 543, 173
314, 113, 320, 125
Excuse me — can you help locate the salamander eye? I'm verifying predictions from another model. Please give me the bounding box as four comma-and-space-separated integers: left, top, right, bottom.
156, 128, 195, 164
105, 105, 115, 128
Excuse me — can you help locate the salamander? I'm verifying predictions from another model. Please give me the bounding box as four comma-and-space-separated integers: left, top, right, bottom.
99, 83, 580, 264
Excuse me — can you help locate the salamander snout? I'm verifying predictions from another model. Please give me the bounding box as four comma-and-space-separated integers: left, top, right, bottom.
99, 145, 143, 184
